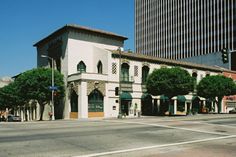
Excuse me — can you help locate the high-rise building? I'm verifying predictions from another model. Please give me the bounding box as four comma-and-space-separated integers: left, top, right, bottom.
135, 0, 236, 69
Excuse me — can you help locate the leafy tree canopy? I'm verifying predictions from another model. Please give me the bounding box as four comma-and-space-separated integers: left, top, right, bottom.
15, 67, 65, 103
0, 82, 25, 110
197, 75, 236, 113
197, 75, 236, 99
146, 67, 194, 98
14, 68, 65, 120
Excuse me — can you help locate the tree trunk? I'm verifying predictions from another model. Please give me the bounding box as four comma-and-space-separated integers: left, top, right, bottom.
39, 104, 45, 121
217, 97, 223, 114
168, 97, 174, 116
25, 106, 28, 121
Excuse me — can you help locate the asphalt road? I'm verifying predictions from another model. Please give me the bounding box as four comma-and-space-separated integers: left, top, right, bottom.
0, 114, 236, 157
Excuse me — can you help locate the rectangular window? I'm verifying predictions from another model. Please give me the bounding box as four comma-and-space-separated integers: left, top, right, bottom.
112, 63, 117, 74
134, 65, 139, 76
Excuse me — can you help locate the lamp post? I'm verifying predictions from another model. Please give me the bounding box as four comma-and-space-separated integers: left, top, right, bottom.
118, 47, 122, 119
41, 55, 55, 120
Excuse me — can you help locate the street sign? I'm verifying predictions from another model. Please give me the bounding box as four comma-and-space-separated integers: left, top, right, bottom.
49, 86, 58, 91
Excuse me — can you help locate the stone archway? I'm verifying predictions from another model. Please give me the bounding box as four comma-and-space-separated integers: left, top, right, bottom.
70, 90, 78, 113
88, 89, 104, 118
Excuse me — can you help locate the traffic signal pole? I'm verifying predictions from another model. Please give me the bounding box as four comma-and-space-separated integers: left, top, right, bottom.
228, 50, 236, 70
221, 49, 236, 70
221, 48, 229, 64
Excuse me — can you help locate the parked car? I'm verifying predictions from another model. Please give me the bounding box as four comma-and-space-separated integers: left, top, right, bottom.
7, 114, 21, 122
229, 109, 236, 114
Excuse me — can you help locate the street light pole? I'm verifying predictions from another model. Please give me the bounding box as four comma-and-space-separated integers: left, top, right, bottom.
41, 55, 55, 120
118, 47, 122, 119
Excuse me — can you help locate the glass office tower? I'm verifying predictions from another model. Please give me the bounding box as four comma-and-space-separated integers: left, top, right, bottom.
135, 0, 236, 61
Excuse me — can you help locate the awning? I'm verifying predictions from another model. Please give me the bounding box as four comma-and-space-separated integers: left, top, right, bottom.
141, 93, 152, 100
160, 95, 169, 100
177, 95, 186, 102
120, 92, 132, 100
192, 96, 200, 101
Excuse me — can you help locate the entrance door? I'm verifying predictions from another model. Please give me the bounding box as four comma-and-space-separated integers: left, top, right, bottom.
121, 100, 130, 116
88, 89, 104, 117
141, 95, 153, 116
70, 90, 78, 119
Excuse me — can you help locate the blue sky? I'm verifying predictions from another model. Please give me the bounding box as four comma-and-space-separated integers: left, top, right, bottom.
0, 0, 134, 77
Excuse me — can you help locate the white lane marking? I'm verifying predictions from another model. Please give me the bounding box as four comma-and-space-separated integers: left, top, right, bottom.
73, 135, 236, 157
104, 120, 231, 136
185, 121, 236, 129
168, 118, 236, 129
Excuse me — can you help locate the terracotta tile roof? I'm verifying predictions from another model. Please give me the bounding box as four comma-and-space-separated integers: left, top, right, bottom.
34, 24, 128, 47
110, 50, 224, 72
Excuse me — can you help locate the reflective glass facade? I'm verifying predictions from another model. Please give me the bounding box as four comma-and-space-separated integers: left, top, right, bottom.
135, 0, 236, 60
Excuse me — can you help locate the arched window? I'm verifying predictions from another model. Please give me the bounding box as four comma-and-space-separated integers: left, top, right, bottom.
192, 72, 198, 79
142, 66, 150, 83
77, 61, 86, 73
121, 63, 130, 82
97, 61, 103, 74
88, 89, 104, 112
70, 90, 78, 112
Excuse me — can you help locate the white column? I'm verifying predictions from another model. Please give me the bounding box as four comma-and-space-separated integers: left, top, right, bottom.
157, 99, 160, 113
36, 104, 40, 120
16, 107, 20, 116
137, 99, 141, 117
34, 106, 37, 120
64, 86, 71, 119
79, 81, 88, 118
174, 99, 177, 115
28, 107, 31, 121
203, 100, 206, 113
20, 108, 24, 121
221, 99, 224, 113
103, 83, 109, 117
152, 99, 155, 114
190, 102, 192, 111
184, 102, 187, 113
26, 109, 30, 121
32, 107, 35, 121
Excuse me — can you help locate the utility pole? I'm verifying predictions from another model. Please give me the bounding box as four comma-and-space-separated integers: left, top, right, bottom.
118, 47, 122, 119
41, 55, 55, 120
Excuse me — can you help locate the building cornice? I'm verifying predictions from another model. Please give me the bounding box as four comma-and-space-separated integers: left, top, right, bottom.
33, 24, 128, 47
110, 50, 224, 73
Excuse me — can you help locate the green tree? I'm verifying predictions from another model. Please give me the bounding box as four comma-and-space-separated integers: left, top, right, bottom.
197, 75, 236, 113
146, 67, 194, 115
14, 68, 65, 120
0, 82, 25, 111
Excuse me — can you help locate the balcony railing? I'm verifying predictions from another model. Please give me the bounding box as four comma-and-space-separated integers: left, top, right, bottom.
120, 76, 134, 92
120, 76, 134, 83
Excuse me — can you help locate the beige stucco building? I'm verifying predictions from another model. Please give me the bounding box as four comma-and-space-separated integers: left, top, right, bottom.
34, 24, 226, 120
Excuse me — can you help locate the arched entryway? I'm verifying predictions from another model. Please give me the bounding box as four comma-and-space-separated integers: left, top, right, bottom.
88, 89, 104, 117
70, 90, 78, 119
141, 93, 153, 115
177, 95, 186, 112
120, 92, 132, 116
192, 96, 200, 114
